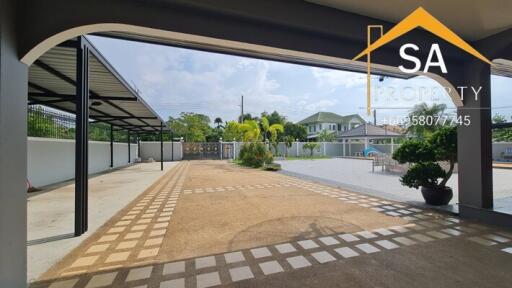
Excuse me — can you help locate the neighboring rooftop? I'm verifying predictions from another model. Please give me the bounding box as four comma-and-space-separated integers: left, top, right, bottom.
338, 123, 403, 138
297, 112, 363, 125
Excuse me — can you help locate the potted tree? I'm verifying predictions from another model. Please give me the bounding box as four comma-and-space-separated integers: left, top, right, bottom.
392, 126, 457, 205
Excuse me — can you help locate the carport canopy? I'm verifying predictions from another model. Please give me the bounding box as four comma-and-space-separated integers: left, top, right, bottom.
28, 36, 167, 133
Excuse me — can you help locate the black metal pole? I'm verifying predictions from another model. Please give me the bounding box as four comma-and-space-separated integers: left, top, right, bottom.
75, 37, 89, 236
171, 132, 174, 162
160, 122, 163, 171
127, 131, 131, 163
137, 133, 140, 158
110, 124, 113, 168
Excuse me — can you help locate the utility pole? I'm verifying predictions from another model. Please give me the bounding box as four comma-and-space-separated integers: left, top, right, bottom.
240, 94, 244, 123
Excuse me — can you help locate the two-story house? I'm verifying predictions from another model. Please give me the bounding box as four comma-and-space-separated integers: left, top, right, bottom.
297, 112, 366, 140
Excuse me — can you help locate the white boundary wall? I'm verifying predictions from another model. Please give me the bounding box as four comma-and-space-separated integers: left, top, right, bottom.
28, 137, 138, 187
139, 142, 183, 161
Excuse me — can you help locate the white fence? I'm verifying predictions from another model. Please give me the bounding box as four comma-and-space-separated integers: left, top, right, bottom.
230, 141, 394, 158
28, 137, 138, 187
139, 142, 183, 161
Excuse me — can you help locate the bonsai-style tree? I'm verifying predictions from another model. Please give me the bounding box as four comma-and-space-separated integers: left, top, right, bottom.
303, 142, 320, 157
392, 126, 457, 204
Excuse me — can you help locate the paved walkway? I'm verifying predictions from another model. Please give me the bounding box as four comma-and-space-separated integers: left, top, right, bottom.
30, 161, 512, 288
277, 158, 512, 205
28, 162, 177, 282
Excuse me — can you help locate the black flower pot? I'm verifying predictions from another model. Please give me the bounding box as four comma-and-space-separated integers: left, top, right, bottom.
420, 186, 453, 206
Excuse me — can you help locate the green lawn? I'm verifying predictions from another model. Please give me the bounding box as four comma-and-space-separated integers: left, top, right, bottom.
280, 156, 330, 160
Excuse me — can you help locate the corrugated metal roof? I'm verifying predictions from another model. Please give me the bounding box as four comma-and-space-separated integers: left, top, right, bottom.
28, 37, 167, 133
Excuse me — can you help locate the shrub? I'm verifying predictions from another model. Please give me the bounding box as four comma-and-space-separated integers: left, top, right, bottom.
239, 142, 272, 168
392, 126, 457, 189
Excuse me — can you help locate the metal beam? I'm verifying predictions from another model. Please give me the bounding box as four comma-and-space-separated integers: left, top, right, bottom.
492, 122, 512, 129
28, 92, 138, 102
74, 37, 89, 236
31, 60, 152, 131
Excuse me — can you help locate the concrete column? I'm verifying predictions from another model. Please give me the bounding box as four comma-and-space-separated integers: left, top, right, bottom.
348, 139, 352, 156
456, 60, 493, 210
296, 140, 299, 157
364, 138, 368, 150
391, 138, 394, 154
0, 1, 28, 286
343, 139, 346, 157
323, 142, 326, 156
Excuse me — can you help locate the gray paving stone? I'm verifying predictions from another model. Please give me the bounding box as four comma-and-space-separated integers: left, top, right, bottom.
259, 261, 284, 275
229, 266, 254, 282
426, 231, 450, 239
224, 251, 245, 264
375, 240, 399, 249
356, 243, 381, 253
484, 234, 510, 243
393, 236, 417, 246
297, 239, 320, 250
250, 247, 272, 258
195, 256, 216, 269
49, 279, 79, 288
357, 231, 378, 239
160, 278, 185, 288
318, 236, 340, 246
163, 261, 185, 275
311, 251, 336, 263
275, 243, 297, 254
126, 267, 153, 282
334, 247, 359, 258
196, 272, 221, 288
287, 255, 312, 269
338, 233, 359, 242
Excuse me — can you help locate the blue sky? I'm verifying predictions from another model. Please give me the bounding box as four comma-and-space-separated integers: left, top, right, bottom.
88, 36, 512, 125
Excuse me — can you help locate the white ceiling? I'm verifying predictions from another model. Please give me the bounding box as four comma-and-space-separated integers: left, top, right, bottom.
307, 0, 512, 40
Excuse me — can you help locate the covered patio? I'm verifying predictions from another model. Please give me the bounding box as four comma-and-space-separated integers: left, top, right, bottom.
338, 123, 404, 156
2, 1, 512, 287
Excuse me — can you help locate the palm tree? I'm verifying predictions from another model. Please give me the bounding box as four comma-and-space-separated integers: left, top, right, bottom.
260, 116, 270, 142
214, 117, 223, 128
237, 120, 261, 142
407, 102, 448, 138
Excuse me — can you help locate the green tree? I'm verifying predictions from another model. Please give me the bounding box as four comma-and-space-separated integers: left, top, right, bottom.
406, 103, 448, 138
284, 122, 307, 141
492, 113, 512, 142
214, 117, 223, 128
303, 142, 320, 157
223, 121, 243, 141
238, 113, 258, 123
317, 129, 336, 142
168, 112, 212, 142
